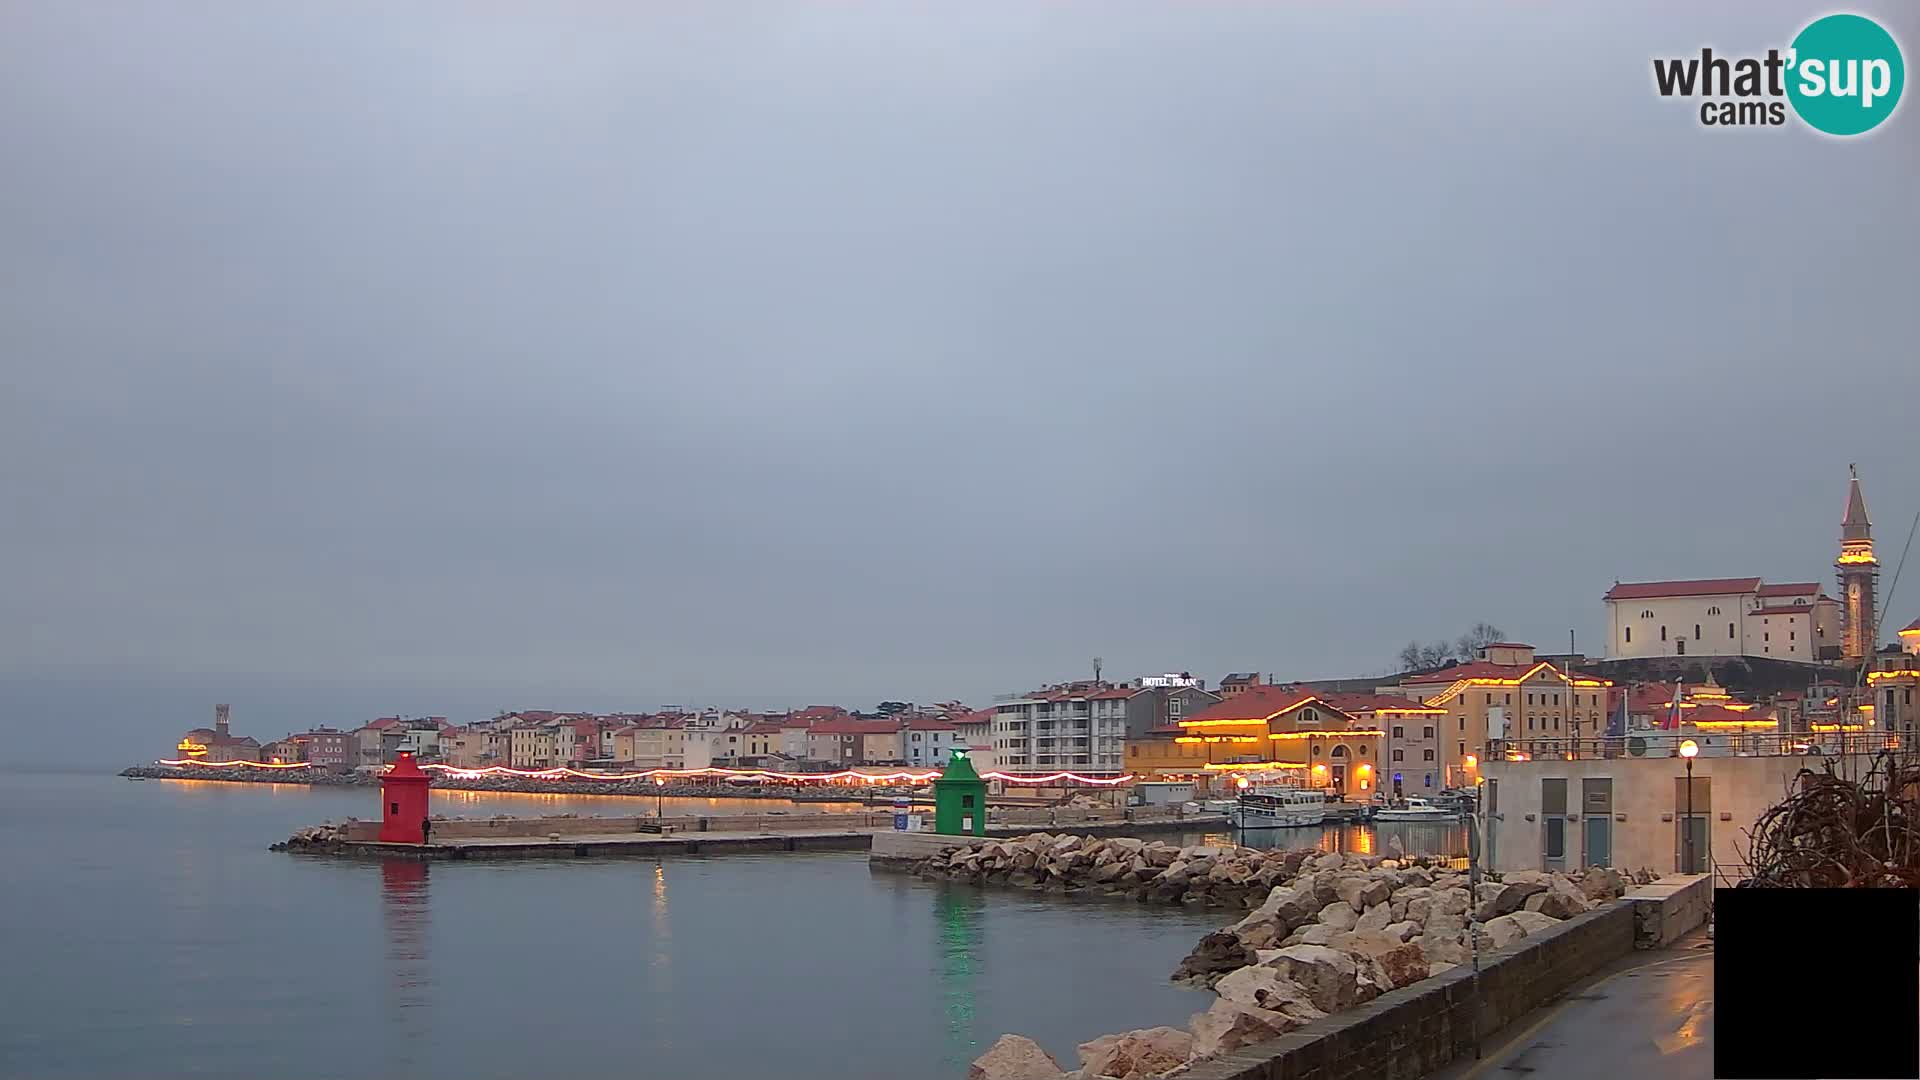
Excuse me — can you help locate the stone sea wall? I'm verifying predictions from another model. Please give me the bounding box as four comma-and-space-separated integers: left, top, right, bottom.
920, 833, 1651, 1080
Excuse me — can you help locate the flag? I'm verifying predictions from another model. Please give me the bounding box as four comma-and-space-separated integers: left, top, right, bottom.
1605, 688, 1627, 738
1666, 683, 1685, 730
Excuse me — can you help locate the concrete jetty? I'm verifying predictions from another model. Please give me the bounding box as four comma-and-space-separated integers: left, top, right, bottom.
281, 809, 1231, 860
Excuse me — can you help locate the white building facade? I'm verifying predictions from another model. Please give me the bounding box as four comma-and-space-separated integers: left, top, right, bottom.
1603, 578, 1840, 662
991, 684, 1129, 772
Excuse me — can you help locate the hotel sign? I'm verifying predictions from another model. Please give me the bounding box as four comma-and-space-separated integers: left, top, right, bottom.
1139, 674, 1200, 688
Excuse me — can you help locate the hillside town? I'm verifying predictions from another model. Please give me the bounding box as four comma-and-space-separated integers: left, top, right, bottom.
170, 472, 1920, 820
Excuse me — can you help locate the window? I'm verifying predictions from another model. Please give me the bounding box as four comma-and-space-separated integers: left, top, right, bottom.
1729, 622, 1736, 639
1694, 624, 1701, 640
1459, 717, 1465, 731
1392, 749, 1404, 761
1458, 741, 1466, 756
1764, 632, 1770, 642
1660, 626, 1668, 641
1626, 627, 1632, 643
1504, 694, 1511, 705
1707, 606, 1721, 616
1423, 749, 1435, 760
1546, 817, 1566, 859
1300, 708, 1317, 724
1642, 609, 1654, 619
1553, 693, 1560, 706
1790, 631, 1796, 641
1392, 725, 1405, 739
1528, 693, 1536, 706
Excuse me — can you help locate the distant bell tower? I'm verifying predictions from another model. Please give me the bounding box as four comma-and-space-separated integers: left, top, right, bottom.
1837, 465, 1878, 661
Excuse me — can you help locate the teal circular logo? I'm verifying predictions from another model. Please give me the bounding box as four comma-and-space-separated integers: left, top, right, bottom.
1787, 14, 1904, 136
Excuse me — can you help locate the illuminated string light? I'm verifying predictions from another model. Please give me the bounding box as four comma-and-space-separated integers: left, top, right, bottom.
153, 759, 1132, 786
157, 758, 313, 770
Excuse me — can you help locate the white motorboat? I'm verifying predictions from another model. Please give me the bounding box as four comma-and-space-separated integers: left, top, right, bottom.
1228, 787, 1330, 829
1372, 796, 1457, 822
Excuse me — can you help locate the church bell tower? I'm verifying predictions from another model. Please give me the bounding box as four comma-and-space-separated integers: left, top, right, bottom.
1837, 465, 1878, 661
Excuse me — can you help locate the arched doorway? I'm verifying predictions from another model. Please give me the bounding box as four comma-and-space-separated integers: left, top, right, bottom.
1329, 743, 1351, 796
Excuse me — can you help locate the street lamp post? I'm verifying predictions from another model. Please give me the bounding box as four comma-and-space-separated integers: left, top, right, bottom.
654, 775, 666, 819
1679, 739, 1699, 874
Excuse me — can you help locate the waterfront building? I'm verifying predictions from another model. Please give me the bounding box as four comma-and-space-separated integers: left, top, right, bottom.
261, 739, 301, 765
508, 722, 560, 769
901, 716, 962, 767
290, 728, 354, 769
175, 704, 261, 763
1125, 686, 1386, 798
1869, 641, 1920, 742
1319, 693, 1450, 795
354, 717, 404, 767
1386, 643, 1611, 788
989, 681, 1130, 772
622, 720, 709, 770
742, 722, 783, 758
1478, 730, 1889, 880
1121, 680, 1223, 740
805, 719, 903, 765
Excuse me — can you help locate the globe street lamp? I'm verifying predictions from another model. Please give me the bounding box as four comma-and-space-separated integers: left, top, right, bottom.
1679, 740, 1699, 873
653, 774, 666, 819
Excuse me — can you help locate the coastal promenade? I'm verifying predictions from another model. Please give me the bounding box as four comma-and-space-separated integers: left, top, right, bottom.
1424, 944, 1712, 1080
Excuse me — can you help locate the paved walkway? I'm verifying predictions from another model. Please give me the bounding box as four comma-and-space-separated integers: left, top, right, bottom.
1430, 943, 1713, 1080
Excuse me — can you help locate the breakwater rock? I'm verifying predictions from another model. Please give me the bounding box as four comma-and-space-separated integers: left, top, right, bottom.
119, 764, 903, 802
911, 833, 1340, 910
271, 824, 351, 854
953, 834, 1647, 1079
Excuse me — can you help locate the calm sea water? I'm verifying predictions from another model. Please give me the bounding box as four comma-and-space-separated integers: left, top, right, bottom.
2, 770, 1227, 1080
1, 770, 1468, 1080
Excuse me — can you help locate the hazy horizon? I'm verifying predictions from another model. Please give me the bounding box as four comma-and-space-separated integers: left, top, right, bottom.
4, 1, 1917, 763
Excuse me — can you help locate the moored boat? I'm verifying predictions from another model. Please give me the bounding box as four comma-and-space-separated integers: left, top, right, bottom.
1228, 785, 1329, 829
1372, 796, 1456, 822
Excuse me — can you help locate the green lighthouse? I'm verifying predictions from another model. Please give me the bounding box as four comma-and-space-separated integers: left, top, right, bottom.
932, 751, 988, 836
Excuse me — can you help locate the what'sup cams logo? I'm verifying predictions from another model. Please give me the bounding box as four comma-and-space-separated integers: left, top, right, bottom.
1654, 13, 1904, 135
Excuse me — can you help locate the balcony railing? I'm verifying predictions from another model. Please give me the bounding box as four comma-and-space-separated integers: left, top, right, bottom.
1486, 731, 1900, 761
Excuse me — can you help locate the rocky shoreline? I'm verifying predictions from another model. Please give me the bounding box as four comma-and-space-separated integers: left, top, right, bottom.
915, 833, 1648, 1080
119, 764, 898, 803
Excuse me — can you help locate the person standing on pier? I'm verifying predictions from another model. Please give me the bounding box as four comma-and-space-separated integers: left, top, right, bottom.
420, 817, 432, 846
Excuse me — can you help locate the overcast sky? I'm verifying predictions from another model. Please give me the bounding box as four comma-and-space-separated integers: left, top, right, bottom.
3, 2, 1916, 760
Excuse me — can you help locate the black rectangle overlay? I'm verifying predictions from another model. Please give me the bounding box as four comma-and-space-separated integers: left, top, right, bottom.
1716, 888, 1918, 1079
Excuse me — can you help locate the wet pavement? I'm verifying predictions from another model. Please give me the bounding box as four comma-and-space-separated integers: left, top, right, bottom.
1430, 944, 1713, 1080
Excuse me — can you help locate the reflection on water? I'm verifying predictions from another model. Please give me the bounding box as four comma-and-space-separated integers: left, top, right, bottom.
380, 859, 430, 1071
1190, 822, 1470, 859
935, 888, 984, 1070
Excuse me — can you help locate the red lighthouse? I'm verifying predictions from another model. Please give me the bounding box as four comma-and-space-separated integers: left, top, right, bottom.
377, 751, 432, 844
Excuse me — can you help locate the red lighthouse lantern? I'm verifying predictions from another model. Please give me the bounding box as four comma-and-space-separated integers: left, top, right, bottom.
377, 751, 432, 844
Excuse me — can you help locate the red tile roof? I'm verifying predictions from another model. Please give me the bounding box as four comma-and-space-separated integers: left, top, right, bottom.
1604, 578, 1762, 601
1089, 688, 1138, 700
1756, 582, 1821, 597
1321, 692, 1447, 714
808, 719, 901, 736
1180, 686, 1329, 724
743, 722, 785, 735
901, 717, 959, 731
